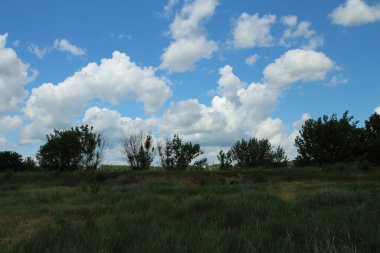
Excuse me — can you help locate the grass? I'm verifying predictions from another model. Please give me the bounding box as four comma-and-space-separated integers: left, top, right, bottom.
0, 167, 379, 252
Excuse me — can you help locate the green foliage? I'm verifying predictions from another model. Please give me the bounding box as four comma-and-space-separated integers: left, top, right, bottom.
121, 131, 155, 170
37, 125, 105, 171
217, 150, 233, 170
364, 112, 380, 165
23, 156, 37, 171
0, 151, 25, 172
158, 134, 206, 170
230, 138, 288, 168
295, 111, 362, 165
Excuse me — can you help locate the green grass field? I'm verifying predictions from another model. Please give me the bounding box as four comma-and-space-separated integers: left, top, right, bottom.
0, 167, 379, 253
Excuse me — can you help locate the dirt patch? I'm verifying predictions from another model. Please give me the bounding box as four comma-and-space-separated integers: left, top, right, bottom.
266, 181, 318, 202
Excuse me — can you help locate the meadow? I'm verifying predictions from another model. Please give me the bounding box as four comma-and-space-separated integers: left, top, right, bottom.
0, 166, 379, 253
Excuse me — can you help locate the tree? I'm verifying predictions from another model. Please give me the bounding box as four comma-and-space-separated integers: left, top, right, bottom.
295, 111, 361, 165
121, 130, 155, 170
230, 137, 287, 168
37, 125, 105, 171
158, 134, 206, 170
75, 125, 106, 170
0, 151, 25, 172
217, 150, 233, 170
364, 112, 380, 165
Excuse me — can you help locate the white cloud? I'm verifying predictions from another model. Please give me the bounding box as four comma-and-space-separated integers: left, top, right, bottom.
375, 106, 380, 114
327, 76, 348, 86
0, 115, 23, 131
83, 106, 150, 148
280, 19, 324, 50
155, 49, 338, 161
281, 15, 298, 26
160, 37, 217, 72
263, 49, 335, 89
245, 54, 258, 66
231, 13, 276, 48
163, 0, 179, 17
0, 33, 36, 115
21, 51, 172, 144
0, 136, 6, 146
160, 0, 218, 72
28, 44, 48, 58
53, 39, 86, 56
330, 0, 380, 26
292, 113, 311, 129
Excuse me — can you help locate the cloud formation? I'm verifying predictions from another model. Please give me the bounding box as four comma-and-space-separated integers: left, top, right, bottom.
21, 51, 172, 144
28, 38, 86, 58
0, 33, 36, 115
155, 49, 337, 159
231, 13, 276, 48
53, 39, 86, 56
330, 0, 380, 26
160, 0, 218, 72
263, 49, 335, 89
280, 17, 324, 50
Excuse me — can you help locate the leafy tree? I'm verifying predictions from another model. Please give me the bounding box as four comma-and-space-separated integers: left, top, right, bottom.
37, 125, 105, 171
230, 138, 287, 168
295, 111, 361, 165
75, 125, 106, 170
0, 151, 25, 172
23, 157, 37, 171
158, 134, 206, 170
121, 130, 155, 170
364, 112, 380, 165
217, 150, 233, 170
272, 146, 288, 167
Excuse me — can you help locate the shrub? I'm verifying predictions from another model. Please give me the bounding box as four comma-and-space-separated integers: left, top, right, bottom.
0, 151, 25, 172
121, 130, 155, 170
158, 134, 206, 170
230, 138, 287, 168
37, 125, 105, 171
217, 150, 233, 170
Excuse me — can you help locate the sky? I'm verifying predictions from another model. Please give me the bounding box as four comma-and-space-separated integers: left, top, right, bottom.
0, 0, 380, 164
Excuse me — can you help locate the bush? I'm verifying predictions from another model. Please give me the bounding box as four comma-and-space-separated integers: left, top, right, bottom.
158, 134, 206, 170
121, 130, 155, 170
0, 151, 25, 172
230, 138, 287, 168
217, 150, 233, 170
37, 125, 105, 171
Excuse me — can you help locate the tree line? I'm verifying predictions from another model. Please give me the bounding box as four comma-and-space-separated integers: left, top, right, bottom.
0, 111, 379, 172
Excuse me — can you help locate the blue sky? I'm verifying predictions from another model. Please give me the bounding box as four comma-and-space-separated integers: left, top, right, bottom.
1, 0, 379, 163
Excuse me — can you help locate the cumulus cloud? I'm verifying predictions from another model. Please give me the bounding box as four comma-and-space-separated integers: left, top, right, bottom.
83, 106, 151, 148
155, 49, 337, 161
375, 106, 380, 114
0, 33, 36, 115
280, 18, 324, 50
53, 39, 86, 56
330, 0, 380, 26
231, 13, 276, 48
160, 0, 218, 72
160, 37, 217, 72
263, 49, 335, 89
21, 51, 172, 144
245, 54, 258, 66
0, 115, 23, 131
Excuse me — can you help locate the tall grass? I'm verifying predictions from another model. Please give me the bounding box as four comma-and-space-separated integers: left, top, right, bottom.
0, 168, 379, 252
